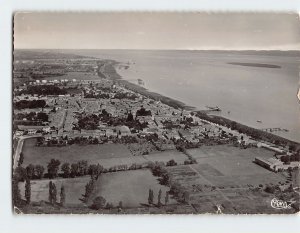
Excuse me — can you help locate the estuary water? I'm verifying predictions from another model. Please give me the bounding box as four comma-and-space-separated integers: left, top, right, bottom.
70, 50, 300, 142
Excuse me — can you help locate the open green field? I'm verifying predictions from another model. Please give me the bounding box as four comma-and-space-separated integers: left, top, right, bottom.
90, 169, 173, 207
183, 145, 285, 186
142, 150, 188, 165
22, 139, 193, 169
166, 145, 292, 214
22, 138, 145, 168
44, 71, 99, 81
19, 176, 90, 206
19, 169, 173, 208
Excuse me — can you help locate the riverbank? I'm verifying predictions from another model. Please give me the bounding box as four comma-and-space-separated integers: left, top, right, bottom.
195, 111, 300, 149
98, 59, 300, 149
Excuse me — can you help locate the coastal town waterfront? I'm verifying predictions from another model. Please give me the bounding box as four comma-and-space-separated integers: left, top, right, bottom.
12, 50, 300, 214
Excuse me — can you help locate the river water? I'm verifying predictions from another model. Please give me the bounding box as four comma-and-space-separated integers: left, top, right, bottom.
69, 50, 300, 142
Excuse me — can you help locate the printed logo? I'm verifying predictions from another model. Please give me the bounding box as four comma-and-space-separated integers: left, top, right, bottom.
270, 198, 295, 210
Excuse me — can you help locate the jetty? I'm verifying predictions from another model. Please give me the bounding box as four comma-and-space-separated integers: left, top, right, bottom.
261, 128, 289, 132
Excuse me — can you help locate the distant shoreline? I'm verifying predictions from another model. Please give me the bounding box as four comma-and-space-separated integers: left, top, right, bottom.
98, 60, 195, 111
228, 62, 281, 68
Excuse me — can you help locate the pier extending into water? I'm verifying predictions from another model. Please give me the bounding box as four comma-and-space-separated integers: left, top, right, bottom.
261, 128, 289, 133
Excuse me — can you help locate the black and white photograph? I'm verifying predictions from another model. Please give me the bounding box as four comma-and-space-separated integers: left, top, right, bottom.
11, 11, 300, 215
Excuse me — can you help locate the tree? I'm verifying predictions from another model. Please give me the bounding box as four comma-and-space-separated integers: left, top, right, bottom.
49, 181, 53, 203
12, 178, 22, 207
78, 160, 88, 176
88, 164, 103, 179
48, 181, 57, 205
25, 178, 31, 204
83, 178, 95, 203
282, 155, 291, 165
47, 159, 61, 178
264, 185, 275, 194
52, 183, 57, 204
136, 106, 151, 117
118, 201, 123, 209
165, 191, 169, 205
289, 144, 296, 152
157, 189, 162, 207
18, 152, 24, 166
90, 196, 106, 210
61, 163, 71, 178
295, 151, 300, 162
35, 165, 45, 179
14, 166, 27, 182
166, 159, 177, 166
148, 189, 154, 205
60, 185, 66, 206
105, 202, 114, 209
126, 112, 134, 121
160, 171, 170, 186
71, 163, 79, 177
290, 154, 296, 162
26, 164, 35, 179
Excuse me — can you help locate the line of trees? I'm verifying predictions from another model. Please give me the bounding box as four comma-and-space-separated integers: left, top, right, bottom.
196, 111, 300, 151
148, 161, 190, 204
280, 152, 300, 164
14, 99, 46, 109
15, 159, 149, 182
20, 85, 67, 96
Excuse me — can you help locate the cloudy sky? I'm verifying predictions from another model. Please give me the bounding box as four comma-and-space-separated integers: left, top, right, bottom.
14, 12, 300, 50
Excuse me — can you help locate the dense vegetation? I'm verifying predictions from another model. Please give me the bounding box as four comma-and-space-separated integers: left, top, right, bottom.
15, 111, 49, 122
14, 100, 46, 109
20, 85, 67, 96
196, 112, 300, 150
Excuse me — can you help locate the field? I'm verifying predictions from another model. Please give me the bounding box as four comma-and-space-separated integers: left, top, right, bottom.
143, 150, 189, 165
19, 169, 174, 208
167, 145, 291, 214
186, 145, 279, 180
19, 176, 90, 206
22, 138, 147, 168
43, 71, 100, 81
22, 139, 193, 169
90, 169, 174, 207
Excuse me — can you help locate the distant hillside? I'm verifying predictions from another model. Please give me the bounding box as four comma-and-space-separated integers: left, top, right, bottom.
13, 49, 90, 60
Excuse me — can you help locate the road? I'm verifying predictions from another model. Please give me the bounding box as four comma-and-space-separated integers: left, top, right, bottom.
13, 134, 42, 171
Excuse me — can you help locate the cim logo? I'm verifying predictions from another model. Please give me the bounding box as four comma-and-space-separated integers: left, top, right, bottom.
270, 198, 295, 210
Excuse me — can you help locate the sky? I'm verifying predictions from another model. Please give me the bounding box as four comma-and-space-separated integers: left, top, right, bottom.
14, 12, 300, 50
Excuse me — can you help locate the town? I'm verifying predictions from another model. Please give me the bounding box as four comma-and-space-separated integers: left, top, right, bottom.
12, 50, 300, 214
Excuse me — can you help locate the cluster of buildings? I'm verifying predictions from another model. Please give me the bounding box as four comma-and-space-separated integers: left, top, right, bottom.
14, 58, 299, 173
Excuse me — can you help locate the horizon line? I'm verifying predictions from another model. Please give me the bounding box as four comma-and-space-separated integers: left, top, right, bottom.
14, 48, 300, 52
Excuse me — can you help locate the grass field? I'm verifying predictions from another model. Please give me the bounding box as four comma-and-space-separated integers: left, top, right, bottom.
19, 169, 174, 208
19, 176, 90, 206
22, 139, 193, 169
22, 138, 145, 168
90, 169, 173, 207
166, 145, 292, 214
44, 71, 100, 81
187, 145, 277, 177
142, 150, 189, 165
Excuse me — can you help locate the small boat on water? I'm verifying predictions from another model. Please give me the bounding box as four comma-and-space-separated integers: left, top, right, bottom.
257, 120, 262, 123
206, 106, 221, 111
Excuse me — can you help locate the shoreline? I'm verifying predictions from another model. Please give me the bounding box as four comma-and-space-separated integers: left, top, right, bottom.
97, 59, 300, 148
97, 60, 195, 111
